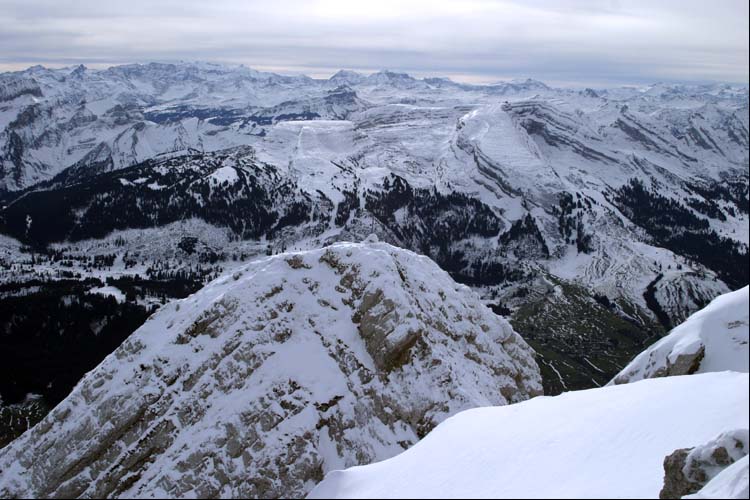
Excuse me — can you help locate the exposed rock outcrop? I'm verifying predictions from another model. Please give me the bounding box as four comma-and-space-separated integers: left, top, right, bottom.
660, 429, 749, 499
0, 241, 541, 499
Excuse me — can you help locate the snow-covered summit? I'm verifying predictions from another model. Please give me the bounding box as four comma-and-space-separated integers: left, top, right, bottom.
328, 70, 366, 86
0, 241, 541, 498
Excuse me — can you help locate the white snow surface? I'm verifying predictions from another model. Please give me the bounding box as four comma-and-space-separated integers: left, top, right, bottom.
309, 372, 749, 499
686, 455, 750, 500
611, 286, 749, 384
0, 241, 540, 499
89, 285, 126, 303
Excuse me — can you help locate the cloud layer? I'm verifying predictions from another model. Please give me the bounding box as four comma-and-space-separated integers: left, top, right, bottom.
1, 0, 747, 85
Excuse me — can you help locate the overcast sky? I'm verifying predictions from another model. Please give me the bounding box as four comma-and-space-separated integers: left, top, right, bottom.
0, 0, 748, 86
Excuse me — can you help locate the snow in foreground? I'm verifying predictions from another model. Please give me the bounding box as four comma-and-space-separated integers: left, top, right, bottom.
612, 286, 749, 384
309, 372, 749, 499
685, 455, 749, 499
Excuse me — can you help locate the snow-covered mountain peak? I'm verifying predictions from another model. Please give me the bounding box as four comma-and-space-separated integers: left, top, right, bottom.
509, 77, 549, 88
365, 70, 422, 88
328, 70, 366, 85
0, 241, 541, 499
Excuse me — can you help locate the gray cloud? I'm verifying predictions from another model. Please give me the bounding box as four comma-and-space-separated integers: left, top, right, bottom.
0, 0, 747, 85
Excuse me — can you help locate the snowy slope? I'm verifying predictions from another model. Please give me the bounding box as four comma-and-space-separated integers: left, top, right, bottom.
686, 455, 749, 499
0, 241, 541, 499
309, 372, 749, 499
611, 286, 749, 384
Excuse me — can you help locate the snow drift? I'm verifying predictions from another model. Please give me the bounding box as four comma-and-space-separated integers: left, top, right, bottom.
309, 371, 749, 499
0, 241, 541, 498
611, 286, 749, 385
685, 455, 749, 499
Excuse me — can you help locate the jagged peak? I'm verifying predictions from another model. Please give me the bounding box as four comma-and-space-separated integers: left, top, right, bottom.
329, 69, 364, 81
69, 64, 87, 77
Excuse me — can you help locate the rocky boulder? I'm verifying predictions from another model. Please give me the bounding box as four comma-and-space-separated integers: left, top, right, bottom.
660, 429, 749, 499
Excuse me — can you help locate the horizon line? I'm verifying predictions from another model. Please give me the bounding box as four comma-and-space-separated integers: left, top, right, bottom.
1, 59, 749, 90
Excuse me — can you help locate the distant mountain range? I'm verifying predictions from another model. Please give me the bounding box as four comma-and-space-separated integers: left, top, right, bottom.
0, 61, 747, 399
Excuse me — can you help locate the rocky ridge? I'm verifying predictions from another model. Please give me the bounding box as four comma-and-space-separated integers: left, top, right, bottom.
0, 241, 541, 498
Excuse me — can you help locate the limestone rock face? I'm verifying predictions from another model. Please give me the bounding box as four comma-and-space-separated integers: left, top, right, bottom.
0, 241, 541, 499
